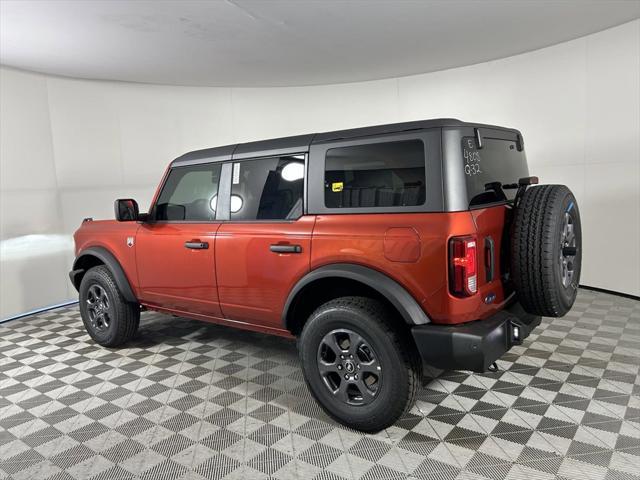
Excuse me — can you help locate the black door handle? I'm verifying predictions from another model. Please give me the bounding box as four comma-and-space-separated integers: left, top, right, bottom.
185, 241, 209, 249
270, 244, 302, 254
484, 237, 495, 282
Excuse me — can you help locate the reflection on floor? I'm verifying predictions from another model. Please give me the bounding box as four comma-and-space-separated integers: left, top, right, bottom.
1, 289, 639, 480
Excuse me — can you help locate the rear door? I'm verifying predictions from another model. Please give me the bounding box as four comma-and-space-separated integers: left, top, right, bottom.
456, 131, 529, 297
215, 155, 314, 328
136, 162, 223, 317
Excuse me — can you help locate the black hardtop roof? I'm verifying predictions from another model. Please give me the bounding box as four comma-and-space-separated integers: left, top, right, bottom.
171, 118, 519, 166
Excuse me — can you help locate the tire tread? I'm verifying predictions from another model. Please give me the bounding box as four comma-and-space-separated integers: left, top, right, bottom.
80, 265, 140, 347
511, 185, 579, 317
300, 296, 421, 432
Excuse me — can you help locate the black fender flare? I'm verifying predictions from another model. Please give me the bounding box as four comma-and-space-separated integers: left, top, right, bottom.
282, 263, 430, 330
70, 246, 138, 303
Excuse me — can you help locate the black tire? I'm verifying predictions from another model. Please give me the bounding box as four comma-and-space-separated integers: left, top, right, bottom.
298, 296, 421, 432
511, 184, 582, 317
79, 265, 140, 347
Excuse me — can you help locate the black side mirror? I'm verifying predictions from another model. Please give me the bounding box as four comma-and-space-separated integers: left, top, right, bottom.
115, 199, 139, 221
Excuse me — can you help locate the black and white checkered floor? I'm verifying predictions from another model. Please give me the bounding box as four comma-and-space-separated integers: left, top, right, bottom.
1, 289, 639, 480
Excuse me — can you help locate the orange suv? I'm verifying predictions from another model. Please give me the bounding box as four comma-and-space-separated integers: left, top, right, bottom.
69, 119, 582, 431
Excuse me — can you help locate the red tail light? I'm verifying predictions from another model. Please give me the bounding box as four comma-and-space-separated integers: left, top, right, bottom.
449, 236, 478, 297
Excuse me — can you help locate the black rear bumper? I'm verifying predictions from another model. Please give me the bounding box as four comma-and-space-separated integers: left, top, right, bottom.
411, 302, 541, 373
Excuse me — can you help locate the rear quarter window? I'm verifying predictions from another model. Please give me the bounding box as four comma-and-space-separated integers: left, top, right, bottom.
324, 140, 426, 208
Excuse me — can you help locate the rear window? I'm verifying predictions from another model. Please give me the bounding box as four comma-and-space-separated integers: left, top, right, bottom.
230, 156, 304, 221
324, 140, 426, 208
462, 136, 528, 206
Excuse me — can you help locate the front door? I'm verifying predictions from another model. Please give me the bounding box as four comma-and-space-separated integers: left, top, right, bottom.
215, 155, 314, 328
136, 161, 224, 317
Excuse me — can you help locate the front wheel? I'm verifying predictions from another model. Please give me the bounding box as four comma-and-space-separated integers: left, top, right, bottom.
298, 297, 421, 432
79, 265, 140, 347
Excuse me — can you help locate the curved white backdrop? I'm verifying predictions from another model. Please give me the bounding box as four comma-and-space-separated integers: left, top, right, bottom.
1, 20, 638, 319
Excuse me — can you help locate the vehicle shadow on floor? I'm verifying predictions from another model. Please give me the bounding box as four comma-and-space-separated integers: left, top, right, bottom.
124, 310, 446, 430
130, 311, 297, 354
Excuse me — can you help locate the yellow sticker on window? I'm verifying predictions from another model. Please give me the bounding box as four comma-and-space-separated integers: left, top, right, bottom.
331, 182, 344, 192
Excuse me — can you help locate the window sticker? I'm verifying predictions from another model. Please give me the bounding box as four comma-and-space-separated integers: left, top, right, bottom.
232, 162, 240, 184
331, 182, 344, 192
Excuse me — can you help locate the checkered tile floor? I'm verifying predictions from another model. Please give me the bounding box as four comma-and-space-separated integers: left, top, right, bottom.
1, 289, 639, 480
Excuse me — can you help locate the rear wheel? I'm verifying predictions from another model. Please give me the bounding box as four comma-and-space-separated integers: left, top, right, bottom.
510, 184, 582, 317
79, 265, 140, 347
298, 296, 420, 432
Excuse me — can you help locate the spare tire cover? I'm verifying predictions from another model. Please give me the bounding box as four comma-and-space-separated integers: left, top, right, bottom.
510, 184, 582, 317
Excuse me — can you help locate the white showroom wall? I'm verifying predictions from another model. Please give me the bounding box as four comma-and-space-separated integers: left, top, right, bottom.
1, 20, 638, 319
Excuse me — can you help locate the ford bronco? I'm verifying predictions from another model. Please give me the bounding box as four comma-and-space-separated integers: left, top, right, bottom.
69, 119, 582, 431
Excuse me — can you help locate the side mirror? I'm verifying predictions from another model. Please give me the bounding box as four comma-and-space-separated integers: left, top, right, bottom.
114, 199, 139, 221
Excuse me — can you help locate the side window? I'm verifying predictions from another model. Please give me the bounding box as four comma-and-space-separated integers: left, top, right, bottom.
230, 155, 305, 221
155, 163, 221, 221
324, 140, 426, 208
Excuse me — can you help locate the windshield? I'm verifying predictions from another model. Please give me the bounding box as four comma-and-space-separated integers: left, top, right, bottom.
462, 136, 528, 206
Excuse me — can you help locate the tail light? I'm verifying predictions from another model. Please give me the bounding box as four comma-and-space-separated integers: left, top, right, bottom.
449, 236, 478, 297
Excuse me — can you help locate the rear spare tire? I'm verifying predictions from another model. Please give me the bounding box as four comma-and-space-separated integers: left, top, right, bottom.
510, 184, 581, 317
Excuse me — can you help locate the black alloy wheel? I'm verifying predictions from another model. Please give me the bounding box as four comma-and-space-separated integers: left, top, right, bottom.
317, 328, 382, 406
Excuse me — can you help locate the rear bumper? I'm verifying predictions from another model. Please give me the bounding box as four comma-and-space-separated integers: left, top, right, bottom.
411, 302, 541, 373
